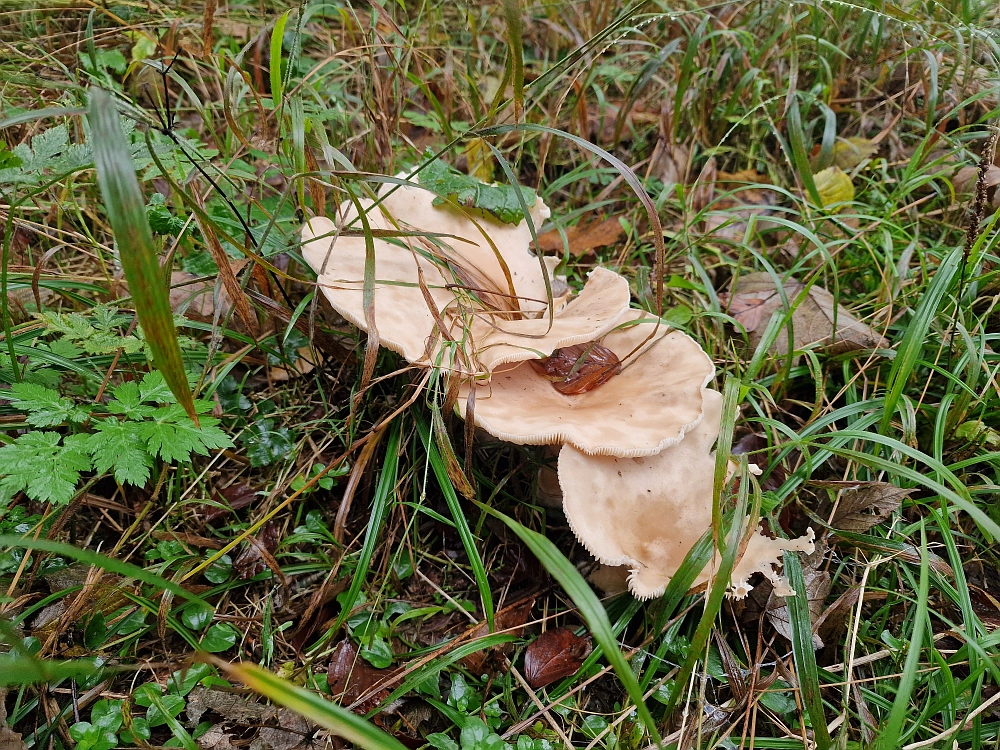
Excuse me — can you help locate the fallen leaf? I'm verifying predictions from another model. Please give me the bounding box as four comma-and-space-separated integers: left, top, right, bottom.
719, 272, 886, 355
764, 566, 831, 649
186, 687, 276, 725
205, 482, 258, 523
234, 521, 281, 580
0, 689, 26, 750
523, 627, 592, 688
535, 217, 625, 257
969, 586, 1000, 631
691, 160, 780, 243
529, 343, 622, 394
197, 726, 237, 750
461, 597, 535, 674
832, 137, 878, 170
821, 481, 911, 532
953, 164, 1000, 206
813, 166, 855, 206
327, 640, 399, 713
251, 709, 318, 750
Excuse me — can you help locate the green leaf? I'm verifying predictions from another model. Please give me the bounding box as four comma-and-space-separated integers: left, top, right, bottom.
419, 154, 537, 225
88, 87, 198, 421
359, 638, 394, 669
0, 432, 91, 505
200, 622, 239, 653
89, 417, 154, 486
167, 663, 214, 696
91, 700, 124, 732
138, 405, 233, 464
242, 418, 294, 467
179, 602, 214, 631
145, 693, 186, 727
215, 661, 410, 750
7, 382, 90, 427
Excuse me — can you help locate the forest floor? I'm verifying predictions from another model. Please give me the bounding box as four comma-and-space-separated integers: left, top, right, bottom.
2, 1, 1000, 749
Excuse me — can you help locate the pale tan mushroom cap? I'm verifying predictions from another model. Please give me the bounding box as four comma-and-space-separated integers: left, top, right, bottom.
559, 389, 815, 599
471, 268, 632, 371
459, 310, 715, 457
301, 179, 562, 370
301, 215, 455, 365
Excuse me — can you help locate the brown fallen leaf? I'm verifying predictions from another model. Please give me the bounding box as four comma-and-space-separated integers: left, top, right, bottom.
0, 689, 26, 750
205, 482, 259, 523
719, 272, 886, 355
535, 216, 625, 257
327, 640, 399, 714
953, 163, 1000, 207
523, 627, 592, 689
461, 597, 535, 674
763, 566, 831, 649
529, 343, 622, 394
816, 481, 911, 532
233, 521, 281, 580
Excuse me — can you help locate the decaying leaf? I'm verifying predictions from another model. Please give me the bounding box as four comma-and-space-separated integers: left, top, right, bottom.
523, 627, 592, 688
763, 566, 831, 649
536, 216, 625, 257
719, 272, 886, 355
206, 482, 258, 523
832, 137, 878, 170
528, 343, 622, 395
953, 164, 1000, 207
233, 521, 281, 580
461, 597, 535, 674
0, 690, 26, 750
327, 640, 399, 713
817, 481, 911, 532
813, 166, 855, 207
691, 161, 780, 243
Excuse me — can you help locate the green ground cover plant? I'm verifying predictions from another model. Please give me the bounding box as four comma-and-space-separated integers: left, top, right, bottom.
1, 0, 1000, 748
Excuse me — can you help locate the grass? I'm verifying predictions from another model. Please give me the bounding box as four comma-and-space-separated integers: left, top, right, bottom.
1, 0, 1000, 748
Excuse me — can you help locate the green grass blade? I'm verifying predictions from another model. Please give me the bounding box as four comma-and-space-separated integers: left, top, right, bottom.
784, 552, 832, 750
0, 535, 210, 608
270, 11, 291, 107
214, 661, 408, 750
88, 87, 197, 421
786, 97, 822, 206
874, 523, 930, 749
880, 247, 961, 435
0, 656, 101, 686
415, 412, 494, 629
501, 0, 524, 121
332, 420, 401, 634
475, 504, 662, 745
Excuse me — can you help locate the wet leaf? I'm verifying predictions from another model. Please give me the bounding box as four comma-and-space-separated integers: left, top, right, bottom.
522, 627, 592, 688
420, 155, 537, 225
206, 482, 258, 523
243, 418, 294, 467
528, 343, 622, 395
536, 216, 625, 257
821, 481, 910, 532
327, 641, 398, 714
461, 597, 535, 674
720, 272, 886, 355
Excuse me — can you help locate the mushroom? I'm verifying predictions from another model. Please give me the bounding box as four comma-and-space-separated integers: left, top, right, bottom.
300, 179, 629, 373
459, 310, 715, 457
559, 388, 814, 599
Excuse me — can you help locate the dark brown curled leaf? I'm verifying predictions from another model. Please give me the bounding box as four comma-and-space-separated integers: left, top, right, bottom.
529, 343, 622, 395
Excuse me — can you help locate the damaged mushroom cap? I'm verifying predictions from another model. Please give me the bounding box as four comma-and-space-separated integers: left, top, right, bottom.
559, 388, 815, 599
459, 310, 715, 457
301, 215, 456, 365
301, 179, 569, 371
471, 268, 632, 371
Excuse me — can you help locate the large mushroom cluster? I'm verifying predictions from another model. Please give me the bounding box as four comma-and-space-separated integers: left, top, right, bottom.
301, 174, 813, 600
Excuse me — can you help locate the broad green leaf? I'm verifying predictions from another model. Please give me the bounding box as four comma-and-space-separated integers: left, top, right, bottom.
0, 432, 91, 505
242, 418, 294, 466
200, 622, 240, 653
88, 87, 197, 421
89, 417, 154, 485
138, 405, 233, 464
419, 154, 536, 225
7, 382, 90, 427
